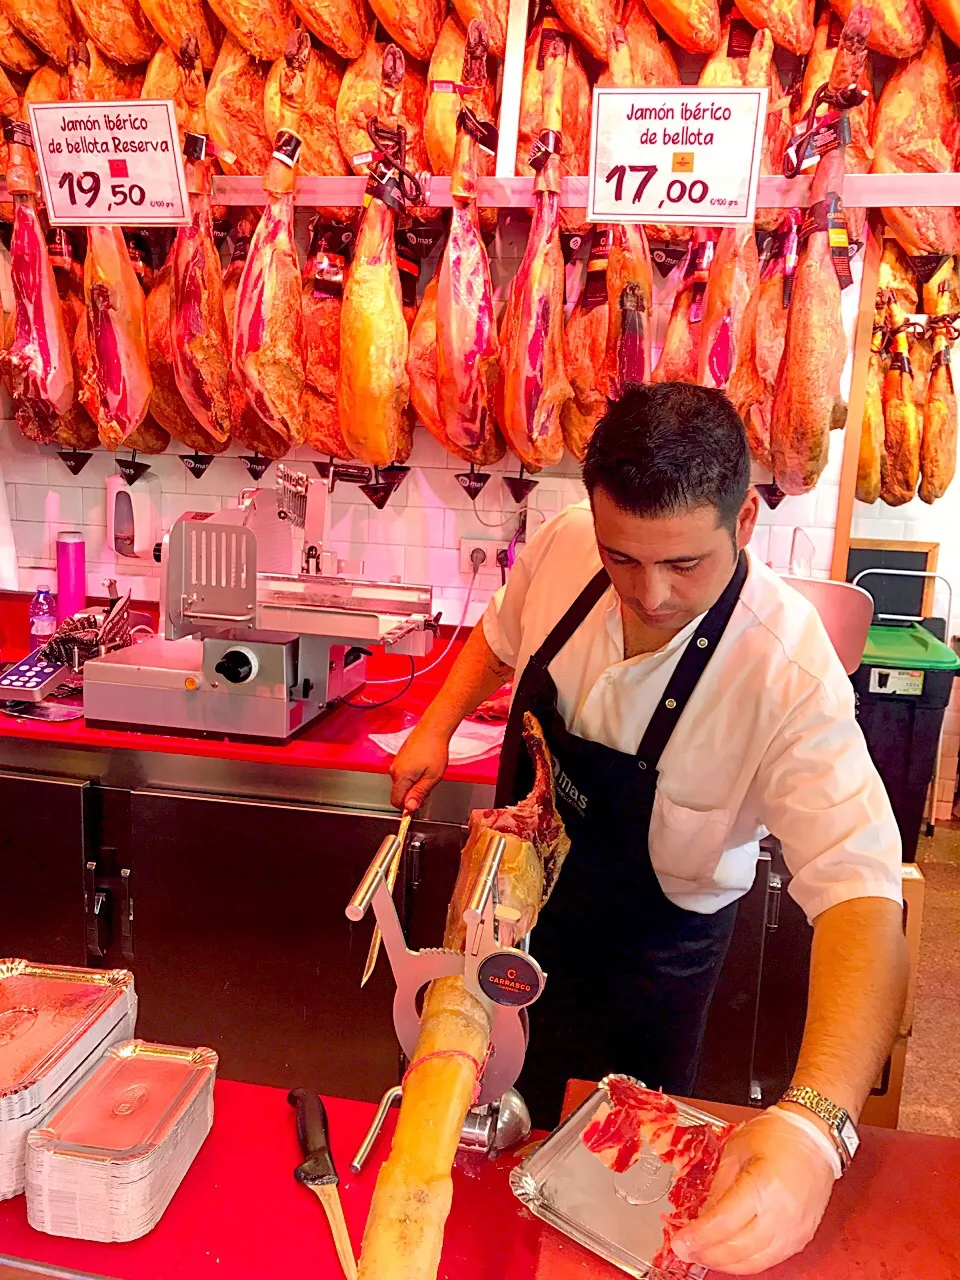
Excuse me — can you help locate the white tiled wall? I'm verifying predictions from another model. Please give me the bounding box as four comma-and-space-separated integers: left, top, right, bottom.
0, 415, 845, 625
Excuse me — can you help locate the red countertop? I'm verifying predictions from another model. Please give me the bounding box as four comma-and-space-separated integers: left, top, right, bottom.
0, 592, 500, 788
0, 1078, 957, 1279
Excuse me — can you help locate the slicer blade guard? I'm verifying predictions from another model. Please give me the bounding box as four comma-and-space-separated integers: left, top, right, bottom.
165, 512, 257, 640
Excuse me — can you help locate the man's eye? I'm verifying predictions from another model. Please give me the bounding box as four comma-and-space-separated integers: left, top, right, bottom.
672, 562, 700, 575
608, 554, 633, 567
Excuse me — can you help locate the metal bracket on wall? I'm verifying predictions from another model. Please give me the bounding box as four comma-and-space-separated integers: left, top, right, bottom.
765, 872, 782, 931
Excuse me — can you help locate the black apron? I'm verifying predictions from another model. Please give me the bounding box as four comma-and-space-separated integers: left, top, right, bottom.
497, 553, 748, 1128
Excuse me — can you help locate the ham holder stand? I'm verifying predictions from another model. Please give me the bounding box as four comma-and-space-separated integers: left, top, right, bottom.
346, 825, 545, 1164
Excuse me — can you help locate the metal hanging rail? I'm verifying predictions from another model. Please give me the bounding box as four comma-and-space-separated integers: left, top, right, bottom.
203, 171, 960, 209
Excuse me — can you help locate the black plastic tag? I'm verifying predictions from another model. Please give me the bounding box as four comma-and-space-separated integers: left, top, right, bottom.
57, 450, 93, 476
909, 252, 951, 285
240, 454, 272, 481
455, 469, 491, 501
537, 18, 569, 68
782, 215, 800, 306
397, 222, 445, 262
581, 263, 609, 310
649, 240, 688, 278
457, 107, 498, 155
2, 119, 33, 148
365, 171, 405, 212
213, 220, 232, 250
889, 349, 914, 376
931, 345, 953, 372
231, 234, 252, 265
272, 129, 303, 168
46, 228, 74, 270
181, 452, 214, 479
183, 131, 207, 161
945, 34, 960, 103
529, 129, 561, 172
116, 456, 151, 486
727, 17, 754, 57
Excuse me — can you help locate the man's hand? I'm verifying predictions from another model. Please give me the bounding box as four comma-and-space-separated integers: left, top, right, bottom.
671, 1109, 837, 1275
389, 723, 450, 812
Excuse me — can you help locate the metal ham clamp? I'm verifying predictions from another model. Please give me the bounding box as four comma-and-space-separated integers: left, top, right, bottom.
346, 826, 544, 1166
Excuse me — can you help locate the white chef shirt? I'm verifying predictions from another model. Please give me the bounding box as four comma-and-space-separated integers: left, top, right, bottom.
483, 502, 903, 919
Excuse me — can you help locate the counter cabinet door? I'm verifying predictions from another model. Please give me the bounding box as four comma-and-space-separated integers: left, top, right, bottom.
0, 771, 89, 965
126, 790, 465, 1102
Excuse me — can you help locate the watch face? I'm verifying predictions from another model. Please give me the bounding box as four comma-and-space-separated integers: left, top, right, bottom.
840, 1117, 860, 1157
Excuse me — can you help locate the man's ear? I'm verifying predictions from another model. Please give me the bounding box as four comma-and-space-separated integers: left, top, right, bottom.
736, 489, 761, 551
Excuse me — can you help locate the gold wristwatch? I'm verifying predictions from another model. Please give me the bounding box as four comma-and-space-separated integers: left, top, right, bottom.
780, 1086, 860, 1170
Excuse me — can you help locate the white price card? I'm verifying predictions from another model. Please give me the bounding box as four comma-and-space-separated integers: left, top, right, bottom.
27, 99, 190, 228
587, 87, 768, 227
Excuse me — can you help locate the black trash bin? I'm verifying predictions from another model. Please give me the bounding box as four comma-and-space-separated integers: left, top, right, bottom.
852, 623, 960, 860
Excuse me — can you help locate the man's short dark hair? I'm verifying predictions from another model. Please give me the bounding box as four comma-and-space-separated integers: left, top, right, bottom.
582, 383, 751, 531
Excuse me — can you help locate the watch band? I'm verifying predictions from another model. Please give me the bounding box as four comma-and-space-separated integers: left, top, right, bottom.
780, 1086, 860, 1169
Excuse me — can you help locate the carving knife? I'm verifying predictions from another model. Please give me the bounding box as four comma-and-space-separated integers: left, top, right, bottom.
288, 1088, 358, 1280
360, 811, 411, 988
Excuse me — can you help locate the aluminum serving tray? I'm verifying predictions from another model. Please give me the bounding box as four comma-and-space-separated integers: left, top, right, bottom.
510, 1077, 728, 1280
0, 962, 135, 1116
27, 1040, 218, 1165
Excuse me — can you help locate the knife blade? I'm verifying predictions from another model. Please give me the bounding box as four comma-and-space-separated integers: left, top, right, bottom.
360, 811, 411, 988
288, 1088, 358, 1280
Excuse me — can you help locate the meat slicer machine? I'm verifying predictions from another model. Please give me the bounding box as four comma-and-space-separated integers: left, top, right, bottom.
346, 826, 544, 1164
83, 465, 439, 739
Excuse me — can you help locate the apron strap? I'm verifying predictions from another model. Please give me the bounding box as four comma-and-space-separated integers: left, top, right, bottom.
494, 568, 610, 807
636, 551, 749, 772
527, 568, 612, 673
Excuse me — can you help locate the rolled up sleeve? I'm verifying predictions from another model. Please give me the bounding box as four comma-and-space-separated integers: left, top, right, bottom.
756, 678, 903, 921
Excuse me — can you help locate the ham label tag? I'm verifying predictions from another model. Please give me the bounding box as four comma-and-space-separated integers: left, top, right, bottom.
588, 87, 768, 227
28, 99, 190, 228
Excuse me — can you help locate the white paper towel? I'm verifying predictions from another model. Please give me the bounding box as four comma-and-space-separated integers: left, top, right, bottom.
371, 720, 505, 764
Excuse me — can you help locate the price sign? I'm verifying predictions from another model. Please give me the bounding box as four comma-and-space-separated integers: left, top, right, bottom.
587, 87, 768, 227
27, 99, 190, 228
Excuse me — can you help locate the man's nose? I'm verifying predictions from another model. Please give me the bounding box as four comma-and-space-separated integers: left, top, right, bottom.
634, 570, 671, 613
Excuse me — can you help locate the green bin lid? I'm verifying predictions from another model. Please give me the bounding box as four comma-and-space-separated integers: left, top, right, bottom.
862, 623, 960, 671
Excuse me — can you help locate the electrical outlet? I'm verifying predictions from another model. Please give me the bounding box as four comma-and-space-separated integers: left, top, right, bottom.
460, 538, 510, 575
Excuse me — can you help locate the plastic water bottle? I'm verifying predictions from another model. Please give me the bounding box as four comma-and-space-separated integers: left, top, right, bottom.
29, 586, 57, 649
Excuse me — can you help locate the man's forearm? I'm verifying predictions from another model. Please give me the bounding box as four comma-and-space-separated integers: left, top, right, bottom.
786, 896, 908, 1122
419, 622, 515, 739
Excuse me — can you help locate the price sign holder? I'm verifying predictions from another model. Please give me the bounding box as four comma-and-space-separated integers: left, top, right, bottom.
27, 99, 190, 228
587, 87, 768, 227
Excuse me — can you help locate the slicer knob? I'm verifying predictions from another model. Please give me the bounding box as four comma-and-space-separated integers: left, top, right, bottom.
215, 648, 256, 684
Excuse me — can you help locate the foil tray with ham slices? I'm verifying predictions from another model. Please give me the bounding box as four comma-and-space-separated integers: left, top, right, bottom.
510, 1075, 734, 1278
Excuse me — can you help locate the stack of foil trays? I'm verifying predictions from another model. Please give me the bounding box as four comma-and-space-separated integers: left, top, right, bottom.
0, 961, 137, 1200
26, 1040, 217, 1241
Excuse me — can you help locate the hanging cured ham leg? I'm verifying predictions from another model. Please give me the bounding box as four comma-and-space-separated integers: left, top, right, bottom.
338, 44, 415, 468
770, 5, 869, 495
652, 232, 714, 384
233, 29, 309, 449
67, 43, 152, 448
596, 25, 652, 402
357, 713, 570, 1280
919, 267, 958, 503
170, 36, 231, 449
498, 24, 571, 470
0, 79, 74, 442
434, 21, 499, 454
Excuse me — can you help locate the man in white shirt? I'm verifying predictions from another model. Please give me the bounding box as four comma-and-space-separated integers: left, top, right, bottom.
391, 383, 907, 1275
